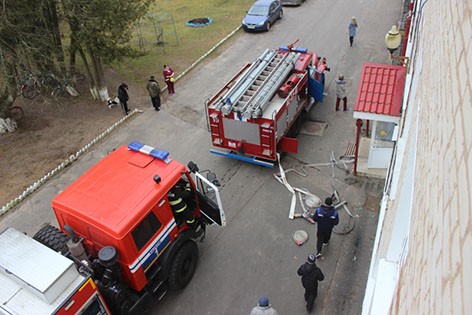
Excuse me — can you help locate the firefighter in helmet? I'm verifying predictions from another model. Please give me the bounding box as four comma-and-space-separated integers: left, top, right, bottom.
168, 180, 197, 228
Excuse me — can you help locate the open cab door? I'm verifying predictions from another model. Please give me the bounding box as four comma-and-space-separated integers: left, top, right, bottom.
192, 171, 226, 227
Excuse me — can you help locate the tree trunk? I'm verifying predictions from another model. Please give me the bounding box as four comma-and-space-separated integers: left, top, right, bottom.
0, 54, 18, 130
88, 48, 109, 101
47, 0, 66, 75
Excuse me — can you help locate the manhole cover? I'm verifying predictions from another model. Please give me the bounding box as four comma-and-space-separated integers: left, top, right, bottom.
186, 17, 213, 27
300, 121, 328, 136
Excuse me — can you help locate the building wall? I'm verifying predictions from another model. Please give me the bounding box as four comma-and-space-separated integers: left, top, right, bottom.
363, 0, 472, 314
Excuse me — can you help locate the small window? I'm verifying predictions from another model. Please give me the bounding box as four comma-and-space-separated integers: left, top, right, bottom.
81, 294, 108, 315
132, 212, 162, 251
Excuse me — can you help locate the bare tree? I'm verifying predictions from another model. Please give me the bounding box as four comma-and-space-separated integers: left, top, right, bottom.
0, 0, 152, 122
61, 0, 152, 100
0, 0, 66, 119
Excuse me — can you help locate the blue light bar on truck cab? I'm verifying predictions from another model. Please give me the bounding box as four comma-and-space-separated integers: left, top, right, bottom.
128, 141, 171, 163
279, 46, 308, 53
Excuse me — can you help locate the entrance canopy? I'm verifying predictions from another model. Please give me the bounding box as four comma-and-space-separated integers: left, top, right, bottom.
353, 63, 406, 123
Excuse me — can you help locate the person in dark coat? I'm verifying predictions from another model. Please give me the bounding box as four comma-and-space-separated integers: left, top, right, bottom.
117, 83, 130, 115
167, 180, 197, 228
313, 197, 339, 257
297, 254, 325, 313
146, 75, 161, 111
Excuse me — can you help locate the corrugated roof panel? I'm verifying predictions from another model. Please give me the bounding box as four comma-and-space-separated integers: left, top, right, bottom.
354, 63, 406, 117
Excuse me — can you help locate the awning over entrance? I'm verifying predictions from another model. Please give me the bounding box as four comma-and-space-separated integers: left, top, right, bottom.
353, 63, 406, 123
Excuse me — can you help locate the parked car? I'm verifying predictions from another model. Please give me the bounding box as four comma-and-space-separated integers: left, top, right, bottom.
242, 0, 283, 32
281, 0, 305, 5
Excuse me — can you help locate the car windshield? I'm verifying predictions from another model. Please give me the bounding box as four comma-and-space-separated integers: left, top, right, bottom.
248, 5, 269, 16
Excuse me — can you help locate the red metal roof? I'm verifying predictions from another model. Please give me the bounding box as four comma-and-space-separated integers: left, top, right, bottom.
354, 63, 406, 117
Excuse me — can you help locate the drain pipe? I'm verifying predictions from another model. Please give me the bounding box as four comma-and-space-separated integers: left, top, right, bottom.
354, 119, 363, 176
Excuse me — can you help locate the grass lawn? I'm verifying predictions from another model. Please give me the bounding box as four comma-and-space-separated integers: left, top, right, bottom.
113, 0, 254, 84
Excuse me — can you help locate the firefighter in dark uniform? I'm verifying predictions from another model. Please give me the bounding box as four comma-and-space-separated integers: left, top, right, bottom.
168, 181, 197, 228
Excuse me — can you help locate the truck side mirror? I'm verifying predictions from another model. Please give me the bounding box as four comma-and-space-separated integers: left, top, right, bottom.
207, 172, 220, 187
187, 161, 199, 173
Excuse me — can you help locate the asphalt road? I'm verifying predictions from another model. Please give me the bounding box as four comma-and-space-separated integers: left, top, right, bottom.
0, 0, 403, 314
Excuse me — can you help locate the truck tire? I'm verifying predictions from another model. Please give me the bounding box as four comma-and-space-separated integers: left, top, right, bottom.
169, 241, 198, 290
33, 225, 70, 255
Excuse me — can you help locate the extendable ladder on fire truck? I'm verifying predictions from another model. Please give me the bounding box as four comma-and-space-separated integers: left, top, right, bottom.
218, 49, 300, 118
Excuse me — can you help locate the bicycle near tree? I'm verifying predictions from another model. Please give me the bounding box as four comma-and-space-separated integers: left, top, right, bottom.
17, 72, 41, 99
51, 76, 79, 99
9, 104, 24, 121
16, 70, 84, 100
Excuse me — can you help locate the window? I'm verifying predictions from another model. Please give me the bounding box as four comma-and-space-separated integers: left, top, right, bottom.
132, 212, 162, 251
81, 294, 107, 315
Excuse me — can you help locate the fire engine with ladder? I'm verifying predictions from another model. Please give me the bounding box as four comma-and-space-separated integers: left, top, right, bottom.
0, 142, 226, 315
206, 41, 325, 167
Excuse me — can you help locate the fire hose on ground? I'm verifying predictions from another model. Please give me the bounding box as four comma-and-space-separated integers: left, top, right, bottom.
274, 152, 356, 240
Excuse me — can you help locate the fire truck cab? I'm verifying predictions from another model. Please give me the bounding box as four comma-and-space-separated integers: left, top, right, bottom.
29, 141, 225, 314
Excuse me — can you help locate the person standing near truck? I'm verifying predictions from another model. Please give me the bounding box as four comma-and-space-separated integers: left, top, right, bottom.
335, 75, 348, 111
168, 181, 197, 228
313, 197, 339, 257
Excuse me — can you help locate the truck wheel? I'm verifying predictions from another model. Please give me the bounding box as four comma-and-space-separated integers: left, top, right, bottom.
33, 225, 70, 254
169, 241, 198, 290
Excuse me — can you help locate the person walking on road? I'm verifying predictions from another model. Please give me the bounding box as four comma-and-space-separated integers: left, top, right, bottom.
163, 65, 175, 95
146, 75, 161, 111
297, 254, 325, 313
335, 75, 348, 111
313, 197, 339, 257
250, 296, 279, 315
117, 83, 130, 115
348, 17, 358, 47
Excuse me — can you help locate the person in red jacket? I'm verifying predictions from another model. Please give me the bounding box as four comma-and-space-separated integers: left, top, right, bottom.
163, 65, 175, 95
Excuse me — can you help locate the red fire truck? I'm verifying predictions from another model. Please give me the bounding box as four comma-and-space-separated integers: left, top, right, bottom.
206, 42, 325, 167
1, 142, 226, 315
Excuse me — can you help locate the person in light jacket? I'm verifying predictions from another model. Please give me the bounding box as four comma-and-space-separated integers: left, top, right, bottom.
250, 296, 279, 315
348, 17, 358, 47
335, 75, 348, 111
